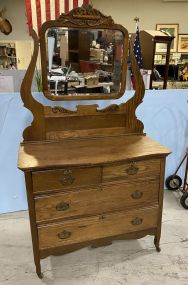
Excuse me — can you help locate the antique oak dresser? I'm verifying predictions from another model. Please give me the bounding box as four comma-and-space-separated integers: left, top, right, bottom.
17, 5, 170, 278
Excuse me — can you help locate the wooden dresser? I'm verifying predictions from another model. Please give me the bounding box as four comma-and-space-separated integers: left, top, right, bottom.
17, 6, 170, 278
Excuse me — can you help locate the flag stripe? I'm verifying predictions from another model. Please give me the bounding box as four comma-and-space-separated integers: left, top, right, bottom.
35, 0, 42, 31
73, 0, 78, 7
55, 0, 60, 18
64, 0, 69, 13
50, 0, 56, 20
40, 0, 46, 25
78, 0, 83, 6
31, 0, 38, 33
26, 0, 86, 32
25, 0, 33, 32
45, 0, 51, 20
69, 0, 73, 11
59, 0, 65, 14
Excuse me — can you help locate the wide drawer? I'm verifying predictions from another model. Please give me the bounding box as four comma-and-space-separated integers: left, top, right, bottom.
35, 179, 159, 223
38, 206, 158, 249
32, 167, 101, 193
103, 158, 161, 182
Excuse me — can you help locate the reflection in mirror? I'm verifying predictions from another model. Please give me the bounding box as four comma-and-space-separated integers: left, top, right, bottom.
46, 28, 124, 96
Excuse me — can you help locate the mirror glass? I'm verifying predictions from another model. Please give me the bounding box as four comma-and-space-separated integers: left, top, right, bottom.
45, 28, 124, 97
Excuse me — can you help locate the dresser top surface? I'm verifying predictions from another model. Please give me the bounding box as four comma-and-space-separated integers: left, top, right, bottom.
18, 135, 170, 171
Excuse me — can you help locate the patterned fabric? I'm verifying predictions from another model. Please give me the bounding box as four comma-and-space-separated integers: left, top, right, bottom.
25, 0, 89, 33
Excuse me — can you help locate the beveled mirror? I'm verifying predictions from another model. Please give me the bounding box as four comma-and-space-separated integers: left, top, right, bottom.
39, 5, 129, 101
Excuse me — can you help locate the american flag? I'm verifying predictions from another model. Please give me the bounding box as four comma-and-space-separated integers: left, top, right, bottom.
130, 19, 143, 89
133, 20, 143, 69
25, 0, 89, 33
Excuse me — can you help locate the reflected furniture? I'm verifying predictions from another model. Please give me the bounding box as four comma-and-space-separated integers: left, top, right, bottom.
17, 5, 170, 278
140, 30, 174, 89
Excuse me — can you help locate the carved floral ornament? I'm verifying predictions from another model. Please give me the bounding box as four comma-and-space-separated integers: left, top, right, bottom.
51, 104, 122, 115
57, 5, 114, 27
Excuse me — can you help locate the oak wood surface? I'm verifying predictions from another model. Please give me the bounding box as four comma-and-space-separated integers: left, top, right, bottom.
103, 158, 160, 182
18, 135, 170, 171
46, 127, 132, 140
19, 25, 146, 142
35, 179, 159, 224
17, 5, 171, 278
24, 172, 42, 277
38, 206, 158, 249
39, 228, 157, 259
32, 167, 101, 193
154, 158, 166, 251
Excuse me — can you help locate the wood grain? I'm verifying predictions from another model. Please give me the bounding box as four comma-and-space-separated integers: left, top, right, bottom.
103, 158, 160, 182
18, 135, 170, 171
17, 5, 171, 278
38, 206, 158, 249
46, 127, 132, 140
24, 172, 42, 278
40, 228, 157, 259
35, 179, 159, 223
154, 158, 166, 251
32, 167, 101, 193
20, 30, 45, 141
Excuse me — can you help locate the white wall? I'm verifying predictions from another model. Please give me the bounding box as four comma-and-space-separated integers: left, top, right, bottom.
0, 0, 30, 41
93, 0, 188, 33
0, 0, 188, 40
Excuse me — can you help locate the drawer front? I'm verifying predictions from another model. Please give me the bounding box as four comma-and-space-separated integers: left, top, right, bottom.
35, 179, 159, 223
32, 167, 101, 193
38, 206, 158, 249
103, 158, 160, 182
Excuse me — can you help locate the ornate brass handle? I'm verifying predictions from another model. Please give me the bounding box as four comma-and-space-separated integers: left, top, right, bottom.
126, 162, 139, 175
56, 202, 70, 211
60, 169, 75, 186
131, 217, 143, 226
98, 185, 103, 192
99, 214, 105, 220
131, 190, 143, 199
57, 230, 71, 240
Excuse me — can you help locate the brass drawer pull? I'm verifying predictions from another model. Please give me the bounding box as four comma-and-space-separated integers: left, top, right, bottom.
57, 230, 71, 240
131, 217, 143, 226
131, 190, 143, 199
99, 214, 105, 220
60, 169, 75, 186
98, 185, 103, 191
56, 202, 70, 211
126, 162, 139, 175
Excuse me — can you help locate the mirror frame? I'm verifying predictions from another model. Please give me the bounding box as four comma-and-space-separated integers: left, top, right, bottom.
39, 5, 129, 101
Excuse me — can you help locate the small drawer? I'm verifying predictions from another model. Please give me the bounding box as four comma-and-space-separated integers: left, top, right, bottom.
38, 206, 158, 250
35, 179, 159, 223
103, 158, 161, 182
32, 167, 101, 193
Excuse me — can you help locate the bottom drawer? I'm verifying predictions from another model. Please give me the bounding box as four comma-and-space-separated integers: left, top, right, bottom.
38, 206, 158, 250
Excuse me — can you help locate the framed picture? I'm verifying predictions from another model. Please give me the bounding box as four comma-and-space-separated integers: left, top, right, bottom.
156, 24, 179, 52
178, 34, 188, 53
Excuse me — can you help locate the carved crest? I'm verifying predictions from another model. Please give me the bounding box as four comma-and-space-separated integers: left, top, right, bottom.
57, 5, 114, 27
51, 106, 75, 114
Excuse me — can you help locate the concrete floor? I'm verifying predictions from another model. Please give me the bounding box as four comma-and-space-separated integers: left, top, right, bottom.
0, 191, 188, 285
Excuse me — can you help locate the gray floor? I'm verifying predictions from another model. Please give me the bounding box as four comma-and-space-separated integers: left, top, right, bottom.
0, 191, 188, 285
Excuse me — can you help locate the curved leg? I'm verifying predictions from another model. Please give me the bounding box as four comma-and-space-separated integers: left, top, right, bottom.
154, 236, 161, 252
